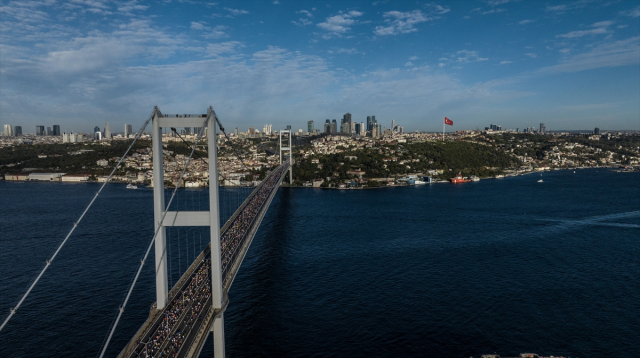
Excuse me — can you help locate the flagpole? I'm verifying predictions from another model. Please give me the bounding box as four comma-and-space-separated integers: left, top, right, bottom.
442, 117, 445, 141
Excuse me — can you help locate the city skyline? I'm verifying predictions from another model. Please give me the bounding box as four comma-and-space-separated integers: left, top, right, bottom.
1, 1, 639, 133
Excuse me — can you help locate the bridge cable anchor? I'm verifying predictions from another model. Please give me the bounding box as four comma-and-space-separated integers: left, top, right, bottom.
46, 260, 51, 265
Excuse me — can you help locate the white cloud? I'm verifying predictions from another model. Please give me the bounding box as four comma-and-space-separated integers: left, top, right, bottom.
487, 0, 510, 5
499, 60, 512, 64
273, 0, 279, 4
620, 5, 640, 18
482, 8, 507, 15
424, 3, 450, 15
557, 22, 611, 38
518, 19, 533, 25
538, 36, 640, 74
191, 21, 209, 30
525, 53, 537, 58
206, 41, 244, 57
292, 18, 312, 26
224, 8, 249, 17
404, 61, 414, 66
409, 56, 418, 60
336, 48, 359, 54
559, 48, 571, 54
456, 50, 488, 62
617, 25, 628, 29
297, 10, 313, 17
374, 10, 429, 36
317, 11, 363, 38
203, 25, 227, 39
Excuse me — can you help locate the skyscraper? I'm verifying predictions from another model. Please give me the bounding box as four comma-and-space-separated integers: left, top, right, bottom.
94, 126, 100, 133
47, 127, 52, 136
324, 119, 331, 133
594, 127, 600, 135
307, 120, 314, 133
286, 125, 292, 130
104, 122, 111, 139
14, 126, 22, 136
36, 125, 45, 136
366, 116, 372, 131
124, 124, 132, 138
341, 113, 352, 134
53, 125, 61, 136
391, 120, 396, 131
540, 123, 546, 134
3, 124, 13, 136
330, 120, 337, 134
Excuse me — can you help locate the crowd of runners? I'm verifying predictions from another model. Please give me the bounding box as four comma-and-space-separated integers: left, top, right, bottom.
133, 259, 211, 357
220, 162, 288, 279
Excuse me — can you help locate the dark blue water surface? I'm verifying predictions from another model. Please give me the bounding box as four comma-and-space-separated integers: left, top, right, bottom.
1, 169, 639, 357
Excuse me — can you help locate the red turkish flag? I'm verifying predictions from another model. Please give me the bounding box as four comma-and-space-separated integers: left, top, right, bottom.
444, 117, 453, 125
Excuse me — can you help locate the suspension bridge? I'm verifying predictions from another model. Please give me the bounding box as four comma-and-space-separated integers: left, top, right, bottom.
0, 106, 294, 358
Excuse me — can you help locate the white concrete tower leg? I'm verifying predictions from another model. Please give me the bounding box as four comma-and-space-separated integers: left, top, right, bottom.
152, 110, 169, 309
208, 107, 225, 358
213, 314, 225, 358
279, 130, 282, 164
288, 131, 292, 184
209, 107, 223, 307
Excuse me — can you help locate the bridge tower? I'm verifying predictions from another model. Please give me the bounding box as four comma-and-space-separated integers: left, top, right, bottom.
152, 106, 226, 358
279, 129, 292, 184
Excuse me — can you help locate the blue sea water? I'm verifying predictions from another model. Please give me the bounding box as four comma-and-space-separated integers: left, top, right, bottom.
0, 169, 639, 357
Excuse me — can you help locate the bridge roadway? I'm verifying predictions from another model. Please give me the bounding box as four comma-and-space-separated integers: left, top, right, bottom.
118, 161, 290, 358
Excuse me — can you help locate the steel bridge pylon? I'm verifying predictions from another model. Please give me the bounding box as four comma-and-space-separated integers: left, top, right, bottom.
152, 106, 225, 358
279, 129, 292, 185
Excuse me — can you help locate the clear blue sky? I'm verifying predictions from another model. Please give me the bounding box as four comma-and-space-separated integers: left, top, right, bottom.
1, 0, 639, 133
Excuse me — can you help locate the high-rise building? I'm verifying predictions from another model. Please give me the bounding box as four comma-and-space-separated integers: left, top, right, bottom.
14, 126, 22, 136
234, 127, 239, 136
249, 126, 255, 134
95, 131, 102, 140
286, 125, 292, 131
354, 123, 361, 135
47, 127, 52, 136
104, 122, 111, 139
366, 116, 372, 131
53, 125, 61, 136
540, 123, 546, 134
3, 124, 12, 136
341, 113, 352, 134
391, 120, 396, 131
124, 124, 132, 138
36, 125, 45, 136
360, 122, 365, 136
307, 120, 314, 133
94, 126, 100, 133
330, 120, 337, 134
324, 119, 331, 133
594, 127, 600, 135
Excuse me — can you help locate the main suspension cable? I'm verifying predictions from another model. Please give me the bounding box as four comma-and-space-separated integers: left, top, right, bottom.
0, 106, 161, 333
98, 115, 209, 358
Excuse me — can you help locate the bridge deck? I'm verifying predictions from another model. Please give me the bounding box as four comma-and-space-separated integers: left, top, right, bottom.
118, 161, 289, 358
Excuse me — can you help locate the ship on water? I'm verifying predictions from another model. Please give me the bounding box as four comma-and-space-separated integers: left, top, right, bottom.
450, 172, 471, 184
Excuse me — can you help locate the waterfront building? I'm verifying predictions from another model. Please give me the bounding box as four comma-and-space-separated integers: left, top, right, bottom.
104, 122, 111, 139
53, 125, 61, 136
307, 120, 314, 133
14, 126, 22, 136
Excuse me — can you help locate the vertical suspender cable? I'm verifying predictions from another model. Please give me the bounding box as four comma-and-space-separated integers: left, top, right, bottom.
0, 107, 160, 333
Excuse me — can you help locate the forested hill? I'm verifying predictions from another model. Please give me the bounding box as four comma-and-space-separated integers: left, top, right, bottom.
403, 141, 520, 174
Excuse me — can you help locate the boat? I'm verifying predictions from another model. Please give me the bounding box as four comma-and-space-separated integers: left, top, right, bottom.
469, 175, 480, 182
450, 173, 471, 184
537, 179, 543, 183
495, 174, 504, 179
126, 183, 138, 189
414, 176, 432, 184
